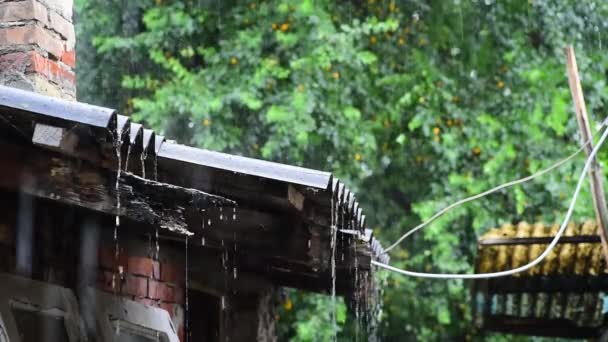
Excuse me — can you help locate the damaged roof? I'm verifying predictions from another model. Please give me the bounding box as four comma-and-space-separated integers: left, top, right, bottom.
0, 85, 387, 303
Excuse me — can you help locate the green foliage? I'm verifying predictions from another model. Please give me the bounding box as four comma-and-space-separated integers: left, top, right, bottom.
76, 0, 608, 340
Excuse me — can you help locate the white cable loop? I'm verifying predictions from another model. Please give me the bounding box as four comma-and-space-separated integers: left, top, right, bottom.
382, 135, 596, 255
372, 125, 608, 279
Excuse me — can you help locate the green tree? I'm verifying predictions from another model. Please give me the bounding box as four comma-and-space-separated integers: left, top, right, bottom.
76, 0, 608, 339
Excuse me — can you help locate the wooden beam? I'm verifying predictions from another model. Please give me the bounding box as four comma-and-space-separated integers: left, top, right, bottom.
0, 140, 233, 235
564, 45, 608, 264
478, 235, 601, 246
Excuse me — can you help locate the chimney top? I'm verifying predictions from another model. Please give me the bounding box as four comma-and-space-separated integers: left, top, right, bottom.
0, 0, 76, 100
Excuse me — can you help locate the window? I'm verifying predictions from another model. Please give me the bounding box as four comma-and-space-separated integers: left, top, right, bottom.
0, 273, 85, 342
11, 303, 69, 342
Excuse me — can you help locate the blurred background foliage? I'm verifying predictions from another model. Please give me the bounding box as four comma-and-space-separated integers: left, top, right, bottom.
75, 0, 608, 340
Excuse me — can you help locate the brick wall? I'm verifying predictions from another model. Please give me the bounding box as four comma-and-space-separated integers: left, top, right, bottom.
97, 245, 186, 342
0, 194, 187, 341
0, 0, 76, 99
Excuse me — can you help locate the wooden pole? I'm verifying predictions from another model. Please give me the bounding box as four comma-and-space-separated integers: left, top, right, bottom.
564, 45, 608, 264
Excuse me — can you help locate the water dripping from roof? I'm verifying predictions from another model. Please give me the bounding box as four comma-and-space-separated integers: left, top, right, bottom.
155, 227, 159, 261
330, 192, 337, 342
140, 149, 147, 179
233, 232, 237, 279
185, 236, 189, 342
354, 229, 360, 342
112, 129, 123, 294
201, 209, 206, 246
153, 154, 158, 182
124, 144, 132, 172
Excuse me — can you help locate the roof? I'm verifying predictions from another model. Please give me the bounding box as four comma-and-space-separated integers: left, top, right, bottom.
0, 85, 386, 301
474, 220, 607, 339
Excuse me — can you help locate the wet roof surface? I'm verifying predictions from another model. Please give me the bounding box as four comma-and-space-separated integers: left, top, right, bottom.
0, 84, 388, 268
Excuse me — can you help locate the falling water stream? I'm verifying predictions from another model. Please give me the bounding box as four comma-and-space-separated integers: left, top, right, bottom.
330, 193, 337, 342
232, 232, 237, 280
124, 144, 132, 172
112, 132, 123, 294
201, 209, 206, 246
185, 236, 189, 342
140, 150, 147, 179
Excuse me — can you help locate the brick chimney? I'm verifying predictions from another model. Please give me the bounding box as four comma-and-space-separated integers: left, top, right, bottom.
0, 0, 76, 99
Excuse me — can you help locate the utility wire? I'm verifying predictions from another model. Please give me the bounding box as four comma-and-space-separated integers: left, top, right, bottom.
372, 125, 608, 279
382, 135, 597, 255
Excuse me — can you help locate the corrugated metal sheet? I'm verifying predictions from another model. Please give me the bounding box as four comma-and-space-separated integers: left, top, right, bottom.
474, 220, 608, 338
477, 221, 604, 276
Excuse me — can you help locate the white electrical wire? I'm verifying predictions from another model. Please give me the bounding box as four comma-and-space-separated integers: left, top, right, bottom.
372, 125, 608, 279
382, 135, 597, 255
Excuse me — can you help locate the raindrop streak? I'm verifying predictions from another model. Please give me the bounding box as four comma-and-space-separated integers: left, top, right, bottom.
124, 144, 132, 172
140, 150, 146, 179
113, 131, 123, 294
233, 232, 237, 279
201, 210, 206, 245
185, 237, 189, 342
155, 228, 159, 261
330, 192, 337, 342
153, 154, 159, 183
354, 224, 360, 342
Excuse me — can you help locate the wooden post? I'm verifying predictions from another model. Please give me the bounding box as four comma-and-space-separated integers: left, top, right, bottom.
565, 45, 608, 264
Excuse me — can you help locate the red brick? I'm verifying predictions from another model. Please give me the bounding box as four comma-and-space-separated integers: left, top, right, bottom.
151, 282, 184, 303
48, 10, 74, 45
148, 279, 174, 301
0, 1, 48, 25
61, 49, 75, 68
41, 57, 75, 86
98, 247, 128, 271
0, 50, 73, 87
96, 270, 115, 293
160, 262, 185, 284
0, 51, 32, 73
127, 256, 160, 278
124, 275, 148, 298
0, 25, 64, 59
